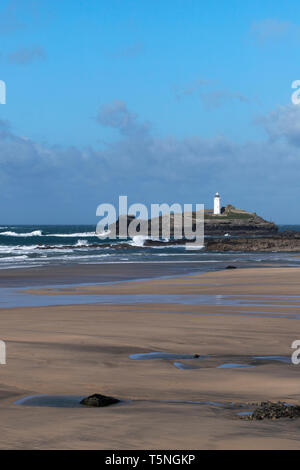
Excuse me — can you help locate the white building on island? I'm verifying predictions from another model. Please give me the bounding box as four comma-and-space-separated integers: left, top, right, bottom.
213, 192, 221, 215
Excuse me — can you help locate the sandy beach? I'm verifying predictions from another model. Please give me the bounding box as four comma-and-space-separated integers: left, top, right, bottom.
0, 266, 299, 449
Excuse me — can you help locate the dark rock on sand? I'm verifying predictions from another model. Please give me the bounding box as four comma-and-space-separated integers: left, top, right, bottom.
242, 401, 300, 420
80, 393, 120, 407
225, 265, 237, 269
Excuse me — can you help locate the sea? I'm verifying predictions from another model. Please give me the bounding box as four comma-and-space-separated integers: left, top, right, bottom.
0, 224, 299, 271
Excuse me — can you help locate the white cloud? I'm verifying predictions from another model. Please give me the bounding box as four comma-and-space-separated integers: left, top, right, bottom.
1, 101, 300, 221
257, 104, 300, 145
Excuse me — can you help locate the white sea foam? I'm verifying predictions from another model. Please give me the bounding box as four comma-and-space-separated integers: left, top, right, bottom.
0, 231, 100, 238
96, 229, 111, 238
0, 244, 75, 255
185, 244, 205, 251
48, 232, 97, 237
0, 255, 28, 261
61, 253, 110, 260
129, 235, 148, 247
75, 239, 89, 247
0, 244, 40, 253
0, 230, 42, 237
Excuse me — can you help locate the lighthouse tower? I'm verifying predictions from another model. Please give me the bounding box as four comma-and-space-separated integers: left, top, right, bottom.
213, 192, 221, 215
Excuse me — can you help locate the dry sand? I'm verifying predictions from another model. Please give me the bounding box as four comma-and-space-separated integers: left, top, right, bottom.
1, 267, 300, 449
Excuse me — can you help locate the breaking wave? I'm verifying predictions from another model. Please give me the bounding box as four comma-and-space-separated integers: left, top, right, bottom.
75, 239, 89, 247
0, 230, 43, 237
48, 232, 97, 237
129, 235, 148, 247
129, 235, 171, 247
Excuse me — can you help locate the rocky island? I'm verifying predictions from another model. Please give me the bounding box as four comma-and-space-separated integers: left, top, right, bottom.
109, 203, 278, 238
39, 197, 300, 252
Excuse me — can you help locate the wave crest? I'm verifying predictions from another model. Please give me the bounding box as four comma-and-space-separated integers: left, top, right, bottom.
0, 230, 42, 237
129, 235, 148, 247
48, 232, 96, 237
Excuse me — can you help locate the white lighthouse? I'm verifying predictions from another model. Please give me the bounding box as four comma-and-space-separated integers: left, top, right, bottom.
213, 192, 221, 215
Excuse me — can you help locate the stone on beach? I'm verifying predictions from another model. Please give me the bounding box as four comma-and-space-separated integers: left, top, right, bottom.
80, 393, 120, 407
242, 401, 300, 420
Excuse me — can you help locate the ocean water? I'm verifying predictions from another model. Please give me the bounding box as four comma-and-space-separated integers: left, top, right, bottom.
0, 224, 299, 270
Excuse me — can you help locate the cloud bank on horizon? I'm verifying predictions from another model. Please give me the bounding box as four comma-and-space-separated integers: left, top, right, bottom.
0, 0, 299, 224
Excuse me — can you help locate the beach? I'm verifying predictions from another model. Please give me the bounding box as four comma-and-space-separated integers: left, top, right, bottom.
0, 266, 300, 449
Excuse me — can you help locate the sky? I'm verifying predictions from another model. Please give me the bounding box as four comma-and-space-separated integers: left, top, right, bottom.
0, 0, 300, 224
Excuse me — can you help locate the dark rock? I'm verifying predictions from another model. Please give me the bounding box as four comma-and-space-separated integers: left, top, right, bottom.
225, 265, 237, 270
80, 393, 120, 407
206, 231, 300, 252
241, 401, 300, 420
193, 354, 200, 358
144, 238, 188, 247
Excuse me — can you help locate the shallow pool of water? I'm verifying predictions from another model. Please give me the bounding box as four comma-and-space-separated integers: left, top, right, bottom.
253, 355, 290, 363
217, 363, 255, 369
14, 394, 85, 408
173, 361, 202, 370
237, 411, 253, 416
130, 352, 203, 360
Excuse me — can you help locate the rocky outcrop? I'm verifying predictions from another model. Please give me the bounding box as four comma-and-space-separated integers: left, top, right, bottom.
241, 402, 300, 420
80, 393, 120, 407
204, 216, 277, 236
205, 231, 300, 252
145, 231, 300, 251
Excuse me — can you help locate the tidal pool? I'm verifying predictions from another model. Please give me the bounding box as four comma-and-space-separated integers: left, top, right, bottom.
14, 394, 85, 408
173, 362, 202, 370
216, 363, 255, 369
237, 411, 253, 417
129, 352, 203, 360
253, 355, 290, 364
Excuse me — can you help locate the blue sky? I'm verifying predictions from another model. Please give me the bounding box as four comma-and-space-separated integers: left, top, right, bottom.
1, 0, 300, 224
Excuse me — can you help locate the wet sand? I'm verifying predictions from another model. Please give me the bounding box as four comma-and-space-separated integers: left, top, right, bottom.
26, 267, 300, 296
0, 262, 222, 288
1, 267, 300, 449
